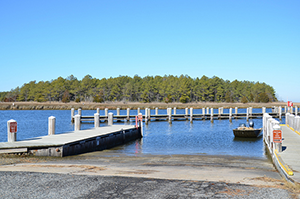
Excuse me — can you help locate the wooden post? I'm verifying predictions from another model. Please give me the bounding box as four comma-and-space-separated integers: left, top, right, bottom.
108, 113, 113, 125
7, 119, 17, 142
155, 107, 158, 115
284, 106, 287, 113
148, 108, 151, 120
246, 108, 249, 121
167, 108, 172, 123
185, 108, 188, 120
229, 108, 232, 121
173, 107, 176, 115
97, 108, 100, 114
117, 108, 120, 116
78, 108, 82, 117
190, 108, 193, 122
145, 108, 148, 124
138, 113, 143, 137
218, 108, 221, 119
94, 113, 99, 128
221, 107, 224, 114
105, 108, 108, 116
138, 108, 140, 114
206, 107, 209, 114
202, 108, 205, 118
279, 106, 282, 120
262, 107, 266, 114
249, 107, 252, 116
235, 107, 238, 116
295, 116, 300, 133
210, 108, 213, 122
48, 116, 56, 135
74, 114, 81, 131
127, 108, 130, 120
71, 108, 75, 122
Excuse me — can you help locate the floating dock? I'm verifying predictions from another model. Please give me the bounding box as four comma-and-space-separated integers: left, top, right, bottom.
0, 125, 141, 157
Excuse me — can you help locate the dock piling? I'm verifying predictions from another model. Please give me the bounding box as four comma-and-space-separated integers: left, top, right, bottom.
117, 108, 120, 116
94, 113, 100, 128
105, 108, 108, 116
190, 108, 193, 122
229, 108, 232, 121
167, 108, 172, 123
48, 116, 56, 135
74, 114, 81, 131
108, 113, 113, 125
210, 108, 213, 122
127, 108, 130, 120
78, 108, 82, 117
185, 108, 188, 120
173, 107, 176, 115
97, 108, 100, 114
7, 119, 17, 142
71, 108, 75, 122
155, 108, 158, 115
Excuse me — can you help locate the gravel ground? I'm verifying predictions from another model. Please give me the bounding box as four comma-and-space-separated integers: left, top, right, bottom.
0, 171, 293, 199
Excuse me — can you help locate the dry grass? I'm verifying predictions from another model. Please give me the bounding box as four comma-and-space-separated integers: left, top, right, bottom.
0, 101, 293, 110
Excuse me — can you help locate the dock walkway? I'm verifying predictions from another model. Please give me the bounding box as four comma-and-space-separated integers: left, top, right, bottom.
278, 125, 300, 183
0, 125, 140, 157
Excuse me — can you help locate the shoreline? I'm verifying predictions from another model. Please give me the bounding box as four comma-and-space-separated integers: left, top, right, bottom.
0, 101, 294, 110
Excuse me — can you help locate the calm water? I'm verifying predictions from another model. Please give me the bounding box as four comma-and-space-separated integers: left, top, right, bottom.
0, 108, 283, 158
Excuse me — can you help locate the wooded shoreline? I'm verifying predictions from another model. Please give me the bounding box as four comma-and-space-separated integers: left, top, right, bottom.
0, 101, 294, 110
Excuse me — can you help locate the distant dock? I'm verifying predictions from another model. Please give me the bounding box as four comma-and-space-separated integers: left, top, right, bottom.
72, 106, 299, 123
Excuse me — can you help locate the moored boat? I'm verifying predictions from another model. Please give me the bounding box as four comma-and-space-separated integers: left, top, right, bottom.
233, 121, 262, 138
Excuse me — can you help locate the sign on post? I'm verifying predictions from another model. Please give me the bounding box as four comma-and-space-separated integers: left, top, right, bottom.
273, 130, 282, 143
10, 122, 17, 133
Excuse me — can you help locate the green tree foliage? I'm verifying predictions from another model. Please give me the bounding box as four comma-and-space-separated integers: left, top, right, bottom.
241, 96, 248, 104
0, 75, 277, 103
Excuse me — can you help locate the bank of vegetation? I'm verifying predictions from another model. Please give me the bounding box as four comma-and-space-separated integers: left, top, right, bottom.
0, 74, 276, 104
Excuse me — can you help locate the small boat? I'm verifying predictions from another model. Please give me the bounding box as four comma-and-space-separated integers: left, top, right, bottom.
233, 121, 262, 138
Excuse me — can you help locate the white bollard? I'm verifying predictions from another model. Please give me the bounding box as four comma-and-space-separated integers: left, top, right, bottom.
167, 108, 172, 123
190, 108, 193, 122
48, 116, 56, 135
145, 108, 148, 124
7, 119, 17, 142
71, 108, 75, 121
74, 114, 81, 131
105, 108, 108, 116
295, 106, 298, 116
273, 124, 282, 152
279, 106, 282, 120
127, 108, 130, 120
108, 112, 113, 125
94, 113, 100, 128
246, 108, 249, 121
295, 116, 300, 133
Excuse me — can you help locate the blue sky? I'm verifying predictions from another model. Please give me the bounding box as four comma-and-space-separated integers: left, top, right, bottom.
1, 1, 299, 102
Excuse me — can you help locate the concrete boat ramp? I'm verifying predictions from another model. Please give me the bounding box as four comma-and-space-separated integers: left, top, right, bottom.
0, 125, 141, 157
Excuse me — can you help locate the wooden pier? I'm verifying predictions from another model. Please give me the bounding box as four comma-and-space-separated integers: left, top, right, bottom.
0, 125, 142, 157
72, 106, 299, 123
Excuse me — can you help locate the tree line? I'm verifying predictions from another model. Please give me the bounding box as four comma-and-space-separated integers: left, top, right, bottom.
0, 74, 277, 103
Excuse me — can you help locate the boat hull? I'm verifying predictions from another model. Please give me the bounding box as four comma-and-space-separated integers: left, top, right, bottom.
233, 128, 262, 138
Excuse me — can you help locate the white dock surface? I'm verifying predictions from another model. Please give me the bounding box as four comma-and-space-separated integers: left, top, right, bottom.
280, 125, 300, 183
0, 125, 136, 150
